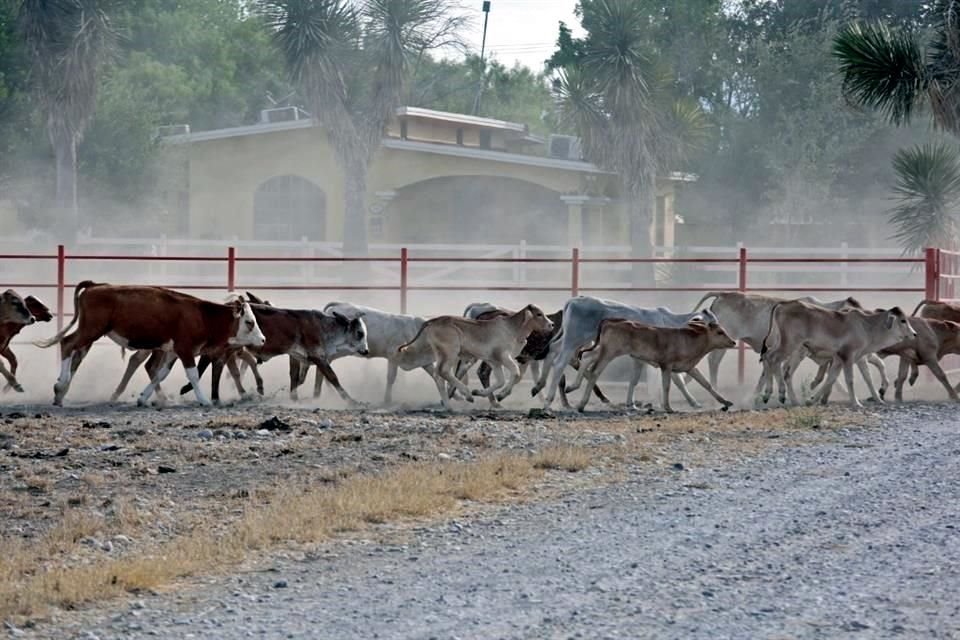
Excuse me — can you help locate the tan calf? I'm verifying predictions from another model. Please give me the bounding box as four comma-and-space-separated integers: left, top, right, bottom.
397, 304, 553, 409
576, 320, 736, 413
758, 302, 915, 408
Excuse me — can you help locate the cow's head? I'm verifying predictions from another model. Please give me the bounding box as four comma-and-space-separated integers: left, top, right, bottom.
330, 311, 369, 357
842, 296, 864, 310
1, 290, 35, 325
690, 319, 737, 350
24, 295, 53, 322
245, 291, 271, 306
690, 308, 720, 327
883, 307, 917, 343
521, 304, 554, 333
225, 296, 266, 347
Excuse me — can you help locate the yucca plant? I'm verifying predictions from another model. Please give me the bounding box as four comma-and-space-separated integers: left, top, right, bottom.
834, 1, 960, 252
19, 0, 118, 235
258, 0, 466, 255
551, 0, 707, 284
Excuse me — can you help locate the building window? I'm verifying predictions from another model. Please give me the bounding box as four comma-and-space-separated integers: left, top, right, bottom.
253, 175, 327, 241
479, 130, 492, 149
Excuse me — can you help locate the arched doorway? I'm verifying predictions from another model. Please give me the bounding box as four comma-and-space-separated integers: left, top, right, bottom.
387, 176, 565, 244
253, 175, 327, 241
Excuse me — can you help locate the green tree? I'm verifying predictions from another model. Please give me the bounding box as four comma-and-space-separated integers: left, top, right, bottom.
549, 0, 707, 281
258, 0, 466, 255
18, 0, 117, 237
834, 0, 960, 252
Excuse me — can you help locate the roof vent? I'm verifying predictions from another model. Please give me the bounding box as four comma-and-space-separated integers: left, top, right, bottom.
548, 134, 582, 160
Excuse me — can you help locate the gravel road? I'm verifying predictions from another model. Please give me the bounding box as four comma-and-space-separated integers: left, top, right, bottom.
24, 404, 960, 640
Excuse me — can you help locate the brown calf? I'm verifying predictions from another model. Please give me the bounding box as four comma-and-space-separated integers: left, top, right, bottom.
0, 296, 52, 392
36, 281, 265, 406
876, 317, 960, 401
576, 320, 736, 413
398, 304, 553, 409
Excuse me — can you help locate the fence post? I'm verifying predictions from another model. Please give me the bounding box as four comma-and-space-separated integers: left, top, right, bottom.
737, 247, 747, 385
925, 247, 938, 301
571, 247, 580, 297
56, 244, 65, 331
227, 246, 236, 293
400, 247, 408, 314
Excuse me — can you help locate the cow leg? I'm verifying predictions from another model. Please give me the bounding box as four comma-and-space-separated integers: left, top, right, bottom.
779, 351, 803, 406
288, 358, 305, 401
53, 352, 77, 406
383, 360, 399, 406
894, 357, 910, 402
867, 354, 889, 400
179, 354, 213, 396
1, 347, 22, 392
812, 358, 843, 406
485, 364, 506, 407
493, 357, 523, 403
137, 352, 177, 407
0, 360, 21, 393
224, 355, 249, 401
625, 360, 645, 409
671, 371, 702, 409
558, 373, 572, 409
686, 368, 733, 411
660, 366, 675, 413
576, 348, 613, 412
310, 357, 363, 407
431, 367, 451, 410
313, 365, 323, 398
707, 348, 725, 389
924, 356, 959, 402
543, 345, 578, 409
842, 360, 863, 408
807, 359, 830, 397
856, 357, 884, 404
234, 351, 262, 396
436, 357, 473, 408
109, 350, 153, 402
528, 361, 542, 397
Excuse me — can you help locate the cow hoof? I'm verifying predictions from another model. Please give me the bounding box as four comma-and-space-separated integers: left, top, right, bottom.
530, 385, 542, 398
879, 388, 886, 400
256, 386, 265, 396
12, 383, 24, 393
470, 389, 486, 397
721, 402, 732, 412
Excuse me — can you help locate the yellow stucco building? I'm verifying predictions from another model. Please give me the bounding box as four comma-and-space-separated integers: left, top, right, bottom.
158, 106, 691, 249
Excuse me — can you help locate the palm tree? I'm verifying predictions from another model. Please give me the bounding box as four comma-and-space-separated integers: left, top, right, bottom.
19, 0, 116, 237
258, 0, 465, 255
549, 0, 707, 283
834, 1, 960, 253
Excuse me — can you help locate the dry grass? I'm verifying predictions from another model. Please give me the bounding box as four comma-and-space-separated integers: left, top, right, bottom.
532, 446, 592, 472
0, 452, 565, 619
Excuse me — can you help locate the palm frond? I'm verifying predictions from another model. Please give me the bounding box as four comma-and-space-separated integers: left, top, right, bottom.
888, 142, 960, 253
833, 22, 927, 126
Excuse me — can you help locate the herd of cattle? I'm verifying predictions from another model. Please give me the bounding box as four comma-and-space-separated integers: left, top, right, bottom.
1, 281, 959, 412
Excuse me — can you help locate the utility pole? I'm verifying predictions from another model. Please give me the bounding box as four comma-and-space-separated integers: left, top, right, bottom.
472, 1, 491, 115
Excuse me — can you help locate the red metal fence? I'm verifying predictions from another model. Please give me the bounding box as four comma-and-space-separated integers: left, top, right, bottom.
2, 245, 949, 384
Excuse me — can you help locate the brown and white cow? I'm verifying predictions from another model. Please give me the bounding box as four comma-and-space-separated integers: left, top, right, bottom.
757, 302, 915, 408
397, 304, 553, 409
0, 295, 52, 392
575, 319, 736, 413
35, 281, 265, 406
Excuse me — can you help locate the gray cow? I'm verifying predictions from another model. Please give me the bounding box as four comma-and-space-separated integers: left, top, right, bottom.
532, 295, 722, 410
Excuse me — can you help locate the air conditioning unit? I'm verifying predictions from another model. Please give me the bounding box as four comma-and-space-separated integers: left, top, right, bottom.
548, 134, 582, 160
156, 124, 190, 137
260, 106, 307, 124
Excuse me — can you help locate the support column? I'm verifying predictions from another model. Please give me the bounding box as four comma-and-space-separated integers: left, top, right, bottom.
561, 195, 589, 248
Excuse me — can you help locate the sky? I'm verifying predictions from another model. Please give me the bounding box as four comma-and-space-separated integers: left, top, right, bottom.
457, 0, 582, 71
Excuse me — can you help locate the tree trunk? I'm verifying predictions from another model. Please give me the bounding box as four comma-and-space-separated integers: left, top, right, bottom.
627, 178, 656, 286
342, 160, 369, 257
52, 130, 79, 240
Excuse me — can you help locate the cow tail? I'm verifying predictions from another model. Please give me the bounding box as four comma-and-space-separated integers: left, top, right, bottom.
910, 300, 931, 316
692, 291, 723, 312
397, 320, 432, 354
577, 319, 612, 360
759, 302, 783, 361
33, 280, 99, 348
